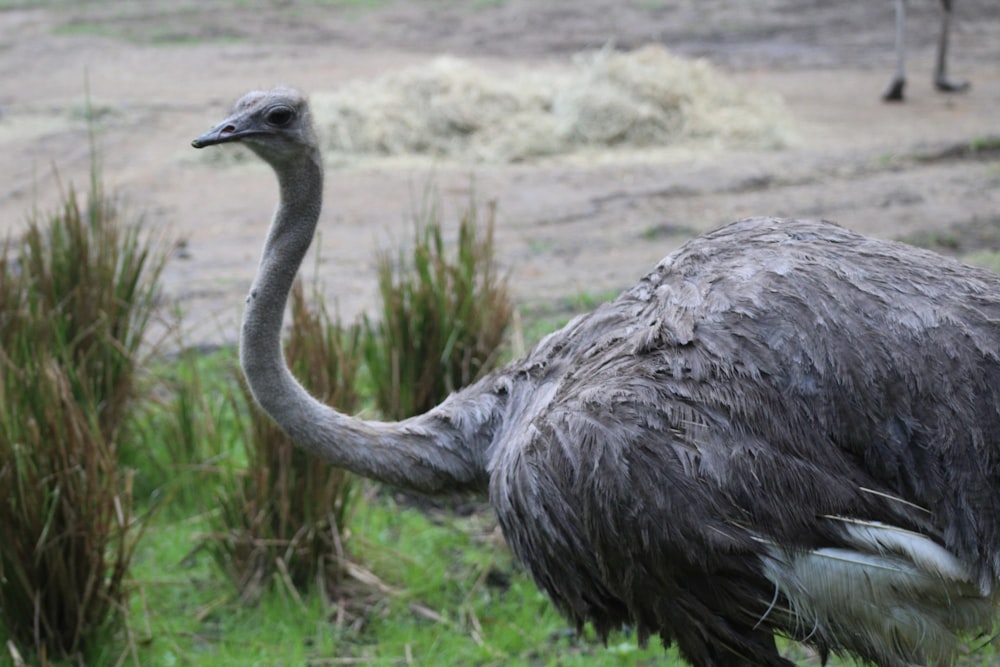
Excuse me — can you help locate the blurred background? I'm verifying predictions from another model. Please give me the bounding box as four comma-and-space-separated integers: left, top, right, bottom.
2, 0, 997, 349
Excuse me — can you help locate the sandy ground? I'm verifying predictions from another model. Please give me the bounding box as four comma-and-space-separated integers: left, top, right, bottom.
1, 0, 999, 349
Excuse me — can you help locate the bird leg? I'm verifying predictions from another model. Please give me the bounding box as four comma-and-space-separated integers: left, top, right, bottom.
933, 0, 970, 93
883, 0, 907, 102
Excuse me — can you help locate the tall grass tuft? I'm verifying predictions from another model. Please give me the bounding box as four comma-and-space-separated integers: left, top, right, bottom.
0, 172, 166, 661
208, 280, 363, 602
363, 193, 512, 420
126, 348, 239, 512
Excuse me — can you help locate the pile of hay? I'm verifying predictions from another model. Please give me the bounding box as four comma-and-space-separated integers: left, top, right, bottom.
314, 45, 794, 163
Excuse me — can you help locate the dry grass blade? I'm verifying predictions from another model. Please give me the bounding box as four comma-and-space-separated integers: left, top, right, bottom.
5, 641, 26, 667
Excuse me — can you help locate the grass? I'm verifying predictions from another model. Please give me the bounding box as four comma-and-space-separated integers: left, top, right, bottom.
0, 175, 670, 666
0, 117, 642, 663
204, 280, 363, 604
5, 113, 1000, 666
964, 250, 1000, 274
6, 282, 1000, 666
363, 189, 512, 420
120, 487, 673, 667
515, 289, 621, 350
126, 348, 240, 512
0, 183, 656, 666
0, 153, 167, 662
968, 135, 1000, 155
125, 515, 343, 666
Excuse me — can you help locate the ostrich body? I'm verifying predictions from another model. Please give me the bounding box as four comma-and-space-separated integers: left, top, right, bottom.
193, 88, 1000, 666
884, 0, 970, 101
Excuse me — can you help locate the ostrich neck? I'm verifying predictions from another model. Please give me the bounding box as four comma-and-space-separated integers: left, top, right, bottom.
240, 152, 496, 495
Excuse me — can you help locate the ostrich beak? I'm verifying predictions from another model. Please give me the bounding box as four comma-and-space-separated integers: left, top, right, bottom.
191, 118, 257, 148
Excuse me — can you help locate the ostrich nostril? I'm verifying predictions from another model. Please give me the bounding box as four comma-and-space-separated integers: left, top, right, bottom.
192, 122, 241, 148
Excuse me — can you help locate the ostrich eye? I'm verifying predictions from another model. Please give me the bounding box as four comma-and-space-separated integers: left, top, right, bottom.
266, 106, 295, 127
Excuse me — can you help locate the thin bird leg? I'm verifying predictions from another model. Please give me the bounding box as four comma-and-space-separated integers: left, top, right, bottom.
883, 0, 907, 101
934, 0, 970, 92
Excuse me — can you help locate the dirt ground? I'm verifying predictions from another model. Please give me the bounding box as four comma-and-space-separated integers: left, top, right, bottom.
1, 0, 999, 349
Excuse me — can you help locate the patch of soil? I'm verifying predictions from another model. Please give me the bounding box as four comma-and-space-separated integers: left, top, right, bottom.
1, 1, 999, 347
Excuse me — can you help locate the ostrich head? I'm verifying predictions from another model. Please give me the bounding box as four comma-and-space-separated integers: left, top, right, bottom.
191, 87, 319, 167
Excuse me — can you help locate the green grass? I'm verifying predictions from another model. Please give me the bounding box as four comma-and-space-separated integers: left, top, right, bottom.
963, 249, 1000, 274
0, 135, 167, 662
515, 289, 621, 351
205, 280, 364, 604
0, 324, 676, 667
126, 348, 242, 511
118, 488, 673, 667
968, 135, 1000, 155
363, 190, 512, 420
6, 293, 1000, 666
342, 497, 672, 666
1, 126, 658, 663
6, 120, 1000, 665
126, 515, 342, 666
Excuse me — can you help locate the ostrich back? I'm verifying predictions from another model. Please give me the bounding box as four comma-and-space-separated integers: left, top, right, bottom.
488, 217, 1000, 666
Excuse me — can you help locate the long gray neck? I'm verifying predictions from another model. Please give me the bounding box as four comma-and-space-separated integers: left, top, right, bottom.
240, 151, 497, 495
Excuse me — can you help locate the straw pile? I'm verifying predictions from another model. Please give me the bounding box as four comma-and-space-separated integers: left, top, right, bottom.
313, 45, 794, 163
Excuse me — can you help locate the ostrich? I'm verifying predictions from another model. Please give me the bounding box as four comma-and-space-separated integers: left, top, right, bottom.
192, 87, 1000, 666
884, 0, 970, 101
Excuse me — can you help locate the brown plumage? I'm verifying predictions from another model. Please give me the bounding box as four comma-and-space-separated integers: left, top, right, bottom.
193, 87, 1000, 666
